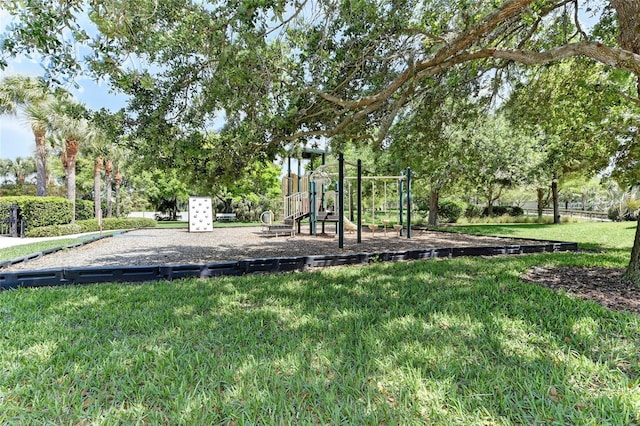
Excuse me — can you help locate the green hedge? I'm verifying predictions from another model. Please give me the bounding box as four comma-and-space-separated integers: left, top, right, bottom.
25, 218, 157, 237
0, 196, 73, 227
76, 200, 95, 221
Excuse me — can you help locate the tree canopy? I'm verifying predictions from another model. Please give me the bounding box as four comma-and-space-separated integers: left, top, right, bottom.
3, 1, 639, 159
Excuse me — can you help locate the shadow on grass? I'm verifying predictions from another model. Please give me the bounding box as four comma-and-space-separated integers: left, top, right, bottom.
1, 253, 638, 424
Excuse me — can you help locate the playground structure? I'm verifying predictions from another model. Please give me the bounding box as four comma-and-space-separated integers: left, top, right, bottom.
279, 148, 412, 248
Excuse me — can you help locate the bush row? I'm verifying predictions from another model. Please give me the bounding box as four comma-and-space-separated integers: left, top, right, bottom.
480, 205, 524, 217
0, 196, 74, 227
415, 197, 524, 223
0, 196, 99, 227
25, 218, 156, 237
76, 199, 95, 221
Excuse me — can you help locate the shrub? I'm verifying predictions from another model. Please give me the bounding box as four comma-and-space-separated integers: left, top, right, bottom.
608, 199, 640, 221
608, 206, 621, 221
464, 204, 483, 219
25, 223, 83, 237
25, 217, 156, 237
0, 196, 73, 228
76, 199, 95, 221
413, 196, 430, 213
510, 206, 524, 216
438, 199, 466, 223
481, 205, 523, 217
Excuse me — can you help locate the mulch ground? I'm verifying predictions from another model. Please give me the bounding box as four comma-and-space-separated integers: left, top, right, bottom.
522, 266, 640, 316
2, 226, 639, 316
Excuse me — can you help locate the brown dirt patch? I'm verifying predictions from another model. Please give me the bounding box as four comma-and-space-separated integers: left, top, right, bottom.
522, 266, 640, 316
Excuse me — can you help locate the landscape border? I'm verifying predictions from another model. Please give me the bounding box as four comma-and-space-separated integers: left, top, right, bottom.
0, 237, 578, 290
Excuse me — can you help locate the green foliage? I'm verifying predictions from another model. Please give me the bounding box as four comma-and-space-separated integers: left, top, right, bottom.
131, 169, 190, 219
481, 205, 524, 217
75, 199, 94, 220
25, 217, 156, 237
437, 199, 466, 223
608, 199, 640, 222
0, 184, 37, 196
24, 223, 83, 237
451, 114, 538, 210
464, 204, 483, 219
0, 196, 73, 228
504, 60, 631, 185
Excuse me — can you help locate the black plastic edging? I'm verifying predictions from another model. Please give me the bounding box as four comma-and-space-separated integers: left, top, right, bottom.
0, 240, 579, 291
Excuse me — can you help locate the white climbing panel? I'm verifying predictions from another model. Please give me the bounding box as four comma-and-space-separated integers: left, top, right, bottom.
188, 196, 213, 232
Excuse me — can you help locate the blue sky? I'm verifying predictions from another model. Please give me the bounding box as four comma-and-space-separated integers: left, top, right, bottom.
0, 7, 129, 162
0, 56, 129, 161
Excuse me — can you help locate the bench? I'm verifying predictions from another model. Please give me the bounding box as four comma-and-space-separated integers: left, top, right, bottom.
264, 223, 295, 237
260, 210, 294, 237
215, 213, 237, 222
316, 211, 339, 222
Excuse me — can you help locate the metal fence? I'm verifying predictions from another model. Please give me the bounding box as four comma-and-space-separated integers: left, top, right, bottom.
0, 203, 25, 237
523, 208, 609, 221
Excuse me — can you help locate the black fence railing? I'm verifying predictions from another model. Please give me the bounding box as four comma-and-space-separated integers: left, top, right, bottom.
0, 203, 25, 237
523, 208, 609, 221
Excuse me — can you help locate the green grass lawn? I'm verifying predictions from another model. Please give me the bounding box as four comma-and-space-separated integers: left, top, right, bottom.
1, 222, 639, 424
0, 233, 118, 263
440, 220, 637, 251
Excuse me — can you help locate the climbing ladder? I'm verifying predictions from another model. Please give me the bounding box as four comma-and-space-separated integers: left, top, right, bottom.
283, 175, 310, 222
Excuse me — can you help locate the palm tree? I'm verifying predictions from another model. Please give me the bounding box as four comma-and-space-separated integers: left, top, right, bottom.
104, 157, 114, 217
11, 156, 36, 184
0, 76, 54, 196
84, 126, 112, 219
0, 158, 12, 184
93, 155, 104, 218
50, 99, 96, 220
110, 145, 132, 218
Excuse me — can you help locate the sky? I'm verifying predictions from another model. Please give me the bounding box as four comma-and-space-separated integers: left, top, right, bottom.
0, 57, 129, 161
0, 7, 129, 162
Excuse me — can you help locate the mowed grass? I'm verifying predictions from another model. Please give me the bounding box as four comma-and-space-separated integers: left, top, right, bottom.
0, 233, 118, 263
1, 222, 639, 424
440, 221, 636, 251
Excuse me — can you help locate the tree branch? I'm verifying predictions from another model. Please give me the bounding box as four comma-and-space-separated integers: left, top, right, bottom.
488, 41, 640, 75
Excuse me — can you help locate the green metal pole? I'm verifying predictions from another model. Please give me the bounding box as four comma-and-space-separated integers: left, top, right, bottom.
357, 159, 362, 244
406, 167, 412, 239
287, 156, 292, 196
338, 153, 344, 249
399, 174, 404, 237
310, 181, 316, 236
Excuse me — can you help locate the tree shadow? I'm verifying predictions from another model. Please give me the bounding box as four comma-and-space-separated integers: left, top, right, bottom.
2, 255, 638, 423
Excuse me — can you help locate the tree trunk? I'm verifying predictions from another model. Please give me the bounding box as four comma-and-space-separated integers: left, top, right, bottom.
623, 215, 640, 285
64, 139, 78, 222
34, 131, 47, 196
94, 157, 103, 219
105, 159, 113, 218
486, 188, 494, 216
536, 188, 544, 219
551, 180, 560, 224
428, 188, 439, 226
115, 172, 122, 217
611, 0, 640, 286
